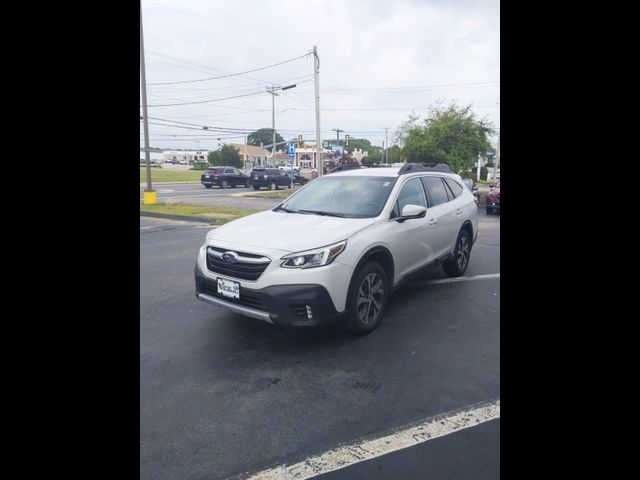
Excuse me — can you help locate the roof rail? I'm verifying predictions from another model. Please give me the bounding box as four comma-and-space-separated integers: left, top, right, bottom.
398, 163, 453, 175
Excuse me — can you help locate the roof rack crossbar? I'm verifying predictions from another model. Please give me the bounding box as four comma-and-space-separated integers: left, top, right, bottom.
398, 163, 453, 175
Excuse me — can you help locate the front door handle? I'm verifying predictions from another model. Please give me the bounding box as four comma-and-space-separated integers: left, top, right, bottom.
455, 208, 462, 216
428, 218, 437, 226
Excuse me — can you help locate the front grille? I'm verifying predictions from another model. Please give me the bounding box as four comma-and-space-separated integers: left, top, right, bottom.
206, 246, 271, 281
201, 280, 265, 310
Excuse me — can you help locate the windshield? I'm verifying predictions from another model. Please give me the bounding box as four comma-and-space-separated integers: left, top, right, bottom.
275, 176, 397, 218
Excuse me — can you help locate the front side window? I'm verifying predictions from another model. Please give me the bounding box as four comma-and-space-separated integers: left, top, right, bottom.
393, 177, 428, 218
422, 176, 450, 206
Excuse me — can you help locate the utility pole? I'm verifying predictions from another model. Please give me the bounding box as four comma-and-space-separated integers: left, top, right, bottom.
314, 46, 322, 177
384, 128, 389, 164
266, 85, 279, 167
266, 83, 296, 167
140, 0, 155, 204
492, 132, 500, 183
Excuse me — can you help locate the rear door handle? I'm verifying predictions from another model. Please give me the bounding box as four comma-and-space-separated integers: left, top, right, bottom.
428, 218, 437, 226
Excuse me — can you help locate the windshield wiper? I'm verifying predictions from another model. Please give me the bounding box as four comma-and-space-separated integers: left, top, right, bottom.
298, 209, 347, 218
274, 205, 302, 214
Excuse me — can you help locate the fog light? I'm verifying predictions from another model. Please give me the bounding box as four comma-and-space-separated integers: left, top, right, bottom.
306, 305, 313, 319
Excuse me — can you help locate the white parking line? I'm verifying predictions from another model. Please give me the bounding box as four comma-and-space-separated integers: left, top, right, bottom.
411, 273, 500, 286
242, 400, 500, 480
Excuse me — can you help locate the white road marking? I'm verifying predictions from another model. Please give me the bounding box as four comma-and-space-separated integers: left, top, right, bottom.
242, 400, 500, 480
411, 273, 500, 286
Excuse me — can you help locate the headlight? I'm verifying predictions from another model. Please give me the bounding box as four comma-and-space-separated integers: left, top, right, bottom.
281, 241, 347, 269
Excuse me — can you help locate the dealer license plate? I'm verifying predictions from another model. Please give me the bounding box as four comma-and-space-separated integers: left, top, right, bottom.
217, 278, 240, 299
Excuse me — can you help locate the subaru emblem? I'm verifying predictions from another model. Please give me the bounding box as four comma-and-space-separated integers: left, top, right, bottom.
221, 251, 238, 264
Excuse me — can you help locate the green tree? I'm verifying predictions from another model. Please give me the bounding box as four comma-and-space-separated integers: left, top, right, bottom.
399, 102, 495, 174
344, 138, 372, 154
208, 144, 242, 168
247, 128, 285, 152
207, 150, 221, 166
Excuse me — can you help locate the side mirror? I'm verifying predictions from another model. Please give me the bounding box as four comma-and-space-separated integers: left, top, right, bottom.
398, 204, 427, 222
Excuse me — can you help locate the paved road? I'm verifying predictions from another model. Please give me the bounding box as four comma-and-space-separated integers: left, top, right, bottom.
140, 211, 500, 479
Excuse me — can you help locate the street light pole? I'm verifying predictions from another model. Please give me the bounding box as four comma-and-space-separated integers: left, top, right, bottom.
140, 0, 155, 204
266, 83, 296, 167
313, 46, 322, 177
384, 127, 389, 164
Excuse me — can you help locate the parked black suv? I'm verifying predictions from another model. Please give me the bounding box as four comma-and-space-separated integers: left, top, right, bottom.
201, 166, 250, 189
249, 168, 293, 190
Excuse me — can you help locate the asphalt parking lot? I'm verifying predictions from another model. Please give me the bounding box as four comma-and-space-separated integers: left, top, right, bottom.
140, 211, 500, 480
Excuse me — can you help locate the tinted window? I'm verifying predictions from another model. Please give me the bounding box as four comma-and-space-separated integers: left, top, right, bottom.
207, 168, 224, 174
224, 168, 234, 174
444, 178, 464, 198
422, 176, 450, 206
395, 178, 428, 217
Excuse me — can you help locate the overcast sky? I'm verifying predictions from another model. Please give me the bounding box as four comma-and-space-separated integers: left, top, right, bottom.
140, 0, 499, 152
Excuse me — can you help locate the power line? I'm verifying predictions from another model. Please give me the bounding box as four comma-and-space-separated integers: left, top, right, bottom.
146, 50, 313, 86
144, 90, 265, 107
144, 121, 254, 134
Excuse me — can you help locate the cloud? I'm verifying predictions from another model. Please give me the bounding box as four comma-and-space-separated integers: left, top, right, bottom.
141, 0, 499, 149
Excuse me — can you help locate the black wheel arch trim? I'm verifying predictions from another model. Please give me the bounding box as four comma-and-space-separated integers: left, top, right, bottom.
347, 246, 395, 304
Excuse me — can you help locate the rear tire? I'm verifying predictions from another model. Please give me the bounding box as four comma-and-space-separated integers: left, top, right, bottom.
221, 180, 228, 189
486, 206, 493, 214
342, 262, 388, 335
269, 182, 277, 191
443, 229, 472, 277
253, 186, 260, 191
245, 180, 250, 188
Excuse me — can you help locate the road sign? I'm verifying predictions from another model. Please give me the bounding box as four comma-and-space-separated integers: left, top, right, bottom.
287, 143, 295, 158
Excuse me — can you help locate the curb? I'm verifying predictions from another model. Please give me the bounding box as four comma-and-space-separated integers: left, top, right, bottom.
140, 181, 201, 187
140, 211, 216, 224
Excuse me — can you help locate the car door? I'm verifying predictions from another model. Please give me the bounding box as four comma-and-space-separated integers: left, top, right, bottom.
421, 176, 459, 259
230, 168, 241, 186
278, 169, 290, 187
392, 177, 432, 279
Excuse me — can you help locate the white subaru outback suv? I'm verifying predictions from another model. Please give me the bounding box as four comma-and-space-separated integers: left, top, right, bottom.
195, 163, 478, 335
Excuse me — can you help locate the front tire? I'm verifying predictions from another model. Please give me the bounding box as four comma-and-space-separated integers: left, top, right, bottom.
486, 206, 493, 214
443, 229, 472, 277
245, 180, 250, 188
269, 182, 277, 191
343, 262, 388, 335
253, 185, 260, 191
204, 184, 212, 189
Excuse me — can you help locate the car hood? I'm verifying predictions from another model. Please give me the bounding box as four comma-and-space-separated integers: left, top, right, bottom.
206, 210, 376, 254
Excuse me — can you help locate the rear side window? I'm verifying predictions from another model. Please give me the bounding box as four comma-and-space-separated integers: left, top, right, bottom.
224, 168, 234, 174
422, 176, 450, 206
208, 168, 224, 174
444, 178, 464, 198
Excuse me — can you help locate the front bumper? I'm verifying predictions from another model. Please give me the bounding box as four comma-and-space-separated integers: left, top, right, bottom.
195, 264, 344, 326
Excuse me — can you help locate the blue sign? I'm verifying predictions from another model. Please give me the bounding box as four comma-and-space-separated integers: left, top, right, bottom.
287, 143, 295, 158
